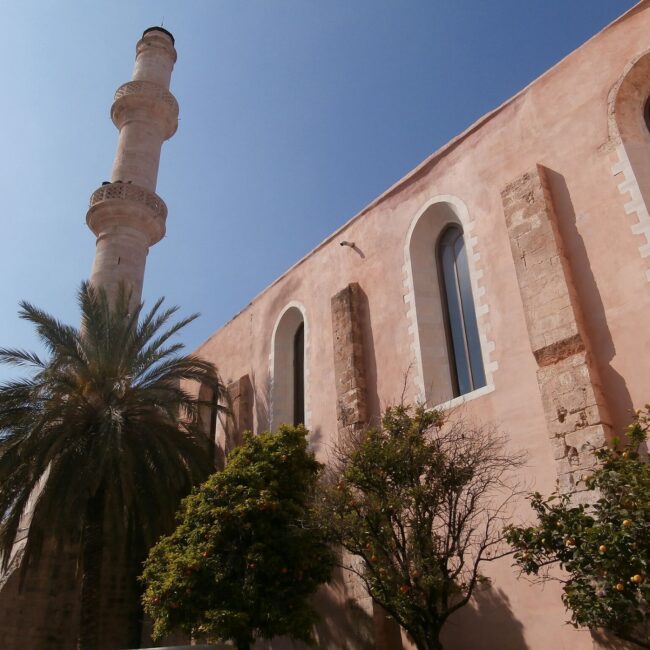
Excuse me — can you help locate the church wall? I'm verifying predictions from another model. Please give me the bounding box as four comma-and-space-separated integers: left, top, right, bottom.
190, 5, 650, 649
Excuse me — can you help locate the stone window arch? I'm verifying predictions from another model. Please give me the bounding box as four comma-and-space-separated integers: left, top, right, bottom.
609, 50, 650, 282
270, 303, 309, 429
404, 196, 494, 405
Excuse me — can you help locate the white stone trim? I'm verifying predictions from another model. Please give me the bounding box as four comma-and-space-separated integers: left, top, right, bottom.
269, 301, 311, 430
403, 195, 497, 405
433, 383, 495, 412
611, 144, 650, 282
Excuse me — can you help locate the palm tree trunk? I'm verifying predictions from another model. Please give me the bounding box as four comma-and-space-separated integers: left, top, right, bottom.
126, 519, 146, 649
77, 487, 105, 650
126, 575, 145, 649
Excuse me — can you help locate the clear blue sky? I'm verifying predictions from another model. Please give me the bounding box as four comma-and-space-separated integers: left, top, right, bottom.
0, 0, 639, 376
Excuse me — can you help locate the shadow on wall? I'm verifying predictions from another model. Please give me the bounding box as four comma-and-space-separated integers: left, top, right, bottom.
357, 286, 380, 428
591, 627, 646, 649
256, 566, 376, 650
0, 538, 82, 650
248, 371, 325, 448
309, 424, 325, 451
311, 572, 375, 650
441, 585, 529, 650
546, 169, 634, 433
250, 370, 271, 433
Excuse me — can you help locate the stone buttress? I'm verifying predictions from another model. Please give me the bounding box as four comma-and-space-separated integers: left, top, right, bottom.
502, 165, 612, 496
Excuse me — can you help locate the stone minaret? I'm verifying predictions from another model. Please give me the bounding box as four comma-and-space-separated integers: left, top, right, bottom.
86, 27, 178, 304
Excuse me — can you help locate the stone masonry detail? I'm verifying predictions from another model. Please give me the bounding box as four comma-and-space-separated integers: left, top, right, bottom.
331, 283, 368, 435
611, 144, 650, 282
502, 165, 612, 494
331, 282, 371, 607
607, 49, 650, 284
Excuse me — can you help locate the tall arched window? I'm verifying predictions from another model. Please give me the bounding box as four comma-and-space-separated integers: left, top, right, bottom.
406, 198, 490, 405
271, 305, 307, 429
609, 51, 650, 286
437, 225, 486, 396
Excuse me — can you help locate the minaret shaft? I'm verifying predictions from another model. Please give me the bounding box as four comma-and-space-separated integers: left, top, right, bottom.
86, 27, 178, 304
111, 120, 165, 192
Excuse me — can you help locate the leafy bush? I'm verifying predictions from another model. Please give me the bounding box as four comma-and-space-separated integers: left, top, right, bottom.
141, 425, 334, 650
507, 408, 650, 648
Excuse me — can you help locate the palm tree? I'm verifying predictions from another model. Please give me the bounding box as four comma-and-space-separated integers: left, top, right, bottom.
0, 283, 224, 650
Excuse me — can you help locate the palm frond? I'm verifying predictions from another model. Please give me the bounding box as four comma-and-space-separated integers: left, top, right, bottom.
0, 281, 222, 581
0, 348, 45, 369
18, 301, 79, 358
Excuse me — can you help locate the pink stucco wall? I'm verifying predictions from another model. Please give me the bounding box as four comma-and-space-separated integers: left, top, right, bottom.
194, 4, 650, 648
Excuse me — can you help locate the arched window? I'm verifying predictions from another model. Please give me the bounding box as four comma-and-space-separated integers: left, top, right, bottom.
406, 198, 490, 405
437, 225, 486, 396
271, 305, 307, 429
609, 51, 650, 284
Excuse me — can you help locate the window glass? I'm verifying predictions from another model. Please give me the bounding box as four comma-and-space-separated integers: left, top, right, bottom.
293, 322, 305, 425
438, 226, 486, 396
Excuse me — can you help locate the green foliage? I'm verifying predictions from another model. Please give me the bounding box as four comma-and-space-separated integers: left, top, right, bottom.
0, 282, 221, 562
318, 405, 523, 650
0, 282, 222, 648
506, 408, 650, 649
141, 425, 334, 650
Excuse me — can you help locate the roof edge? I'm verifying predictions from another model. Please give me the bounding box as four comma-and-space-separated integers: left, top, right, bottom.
196, 0, 649, 352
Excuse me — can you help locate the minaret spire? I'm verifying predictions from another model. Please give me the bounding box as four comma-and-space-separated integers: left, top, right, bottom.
86, 27, 178, 304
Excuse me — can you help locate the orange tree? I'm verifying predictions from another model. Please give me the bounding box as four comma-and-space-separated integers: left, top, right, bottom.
141, 425, 334, 650
506, 408, 650, 649
318, 405, 524, 650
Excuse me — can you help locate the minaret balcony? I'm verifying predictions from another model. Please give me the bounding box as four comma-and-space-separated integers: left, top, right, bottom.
86, 182, 167, 245
111, 80, 179, 138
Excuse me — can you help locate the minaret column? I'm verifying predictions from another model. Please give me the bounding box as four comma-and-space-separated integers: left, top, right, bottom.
86, 27, 179, 304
